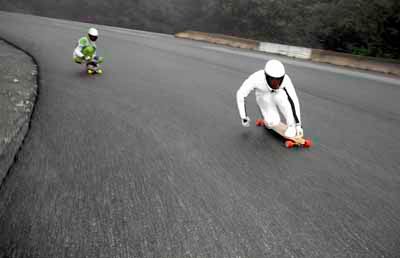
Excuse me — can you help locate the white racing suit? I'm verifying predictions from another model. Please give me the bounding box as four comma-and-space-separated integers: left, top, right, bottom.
236, 70, 303, 138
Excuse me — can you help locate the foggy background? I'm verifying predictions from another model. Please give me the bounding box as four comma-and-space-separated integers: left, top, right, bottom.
1, 0, 399, 59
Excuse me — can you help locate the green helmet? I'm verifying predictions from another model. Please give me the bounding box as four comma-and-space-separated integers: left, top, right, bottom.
82, 45, 95, 57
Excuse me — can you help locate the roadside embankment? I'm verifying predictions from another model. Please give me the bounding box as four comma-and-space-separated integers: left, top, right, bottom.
0, 39, 38, 183
175, 31, 400, 76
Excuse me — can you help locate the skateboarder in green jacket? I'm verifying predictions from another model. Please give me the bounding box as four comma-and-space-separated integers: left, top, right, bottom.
73, 28, 104, 71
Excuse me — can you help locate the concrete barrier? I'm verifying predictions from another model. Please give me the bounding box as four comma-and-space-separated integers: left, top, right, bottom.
258, 42, 312, 59
175, 31, 258, 50
175, 31, 400, 77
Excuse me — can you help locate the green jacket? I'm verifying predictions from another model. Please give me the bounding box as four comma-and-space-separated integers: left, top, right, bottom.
75, 36, 97, 58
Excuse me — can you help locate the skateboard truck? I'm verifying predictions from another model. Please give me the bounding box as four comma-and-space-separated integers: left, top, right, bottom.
86, 60, 103, 75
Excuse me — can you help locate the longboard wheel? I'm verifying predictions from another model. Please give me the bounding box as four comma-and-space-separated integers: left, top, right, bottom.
303, 139, 312, 148
97, 69, 103, 74
87, 70, 94, 75
285, 140, 294, 148
255, 119, 264, 127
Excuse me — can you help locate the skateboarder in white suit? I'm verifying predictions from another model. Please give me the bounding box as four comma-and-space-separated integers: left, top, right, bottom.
236, 59, 303, 138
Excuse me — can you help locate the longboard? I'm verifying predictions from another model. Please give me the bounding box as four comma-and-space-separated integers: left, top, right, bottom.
87, 64, 103, 75
87, 67, 103, 75
255, 119, 312, 148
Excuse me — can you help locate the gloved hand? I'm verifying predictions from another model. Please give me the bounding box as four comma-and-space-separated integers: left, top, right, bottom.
241, 117, 251, 127
96, 56, 104, 64
284, 124, 303, 138
84, 55, 91, 61
295, 124, 303, 137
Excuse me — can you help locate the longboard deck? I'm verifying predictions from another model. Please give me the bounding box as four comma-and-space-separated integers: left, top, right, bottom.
256, 119, 312, 148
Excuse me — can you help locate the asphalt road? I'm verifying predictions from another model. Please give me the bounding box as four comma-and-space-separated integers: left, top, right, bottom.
0, 11, 399, 258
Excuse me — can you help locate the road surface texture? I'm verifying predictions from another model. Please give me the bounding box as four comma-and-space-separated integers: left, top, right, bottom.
0, 39, 37, 182
0, 11, 399, 258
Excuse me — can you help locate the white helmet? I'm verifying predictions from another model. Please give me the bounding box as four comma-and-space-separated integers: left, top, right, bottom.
264, 60, 285, 90
88, 28, 99, 41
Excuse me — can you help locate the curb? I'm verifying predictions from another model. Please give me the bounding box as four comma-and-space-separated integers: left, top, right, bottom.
175, 31, 400, 76
310, 49, 400, 76
175, 31, 258, 50
0, 37, 40, 188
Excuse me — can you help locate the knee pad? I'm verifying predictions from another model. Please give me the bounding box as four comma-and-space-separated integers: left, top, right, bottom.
284, 126, 296, 138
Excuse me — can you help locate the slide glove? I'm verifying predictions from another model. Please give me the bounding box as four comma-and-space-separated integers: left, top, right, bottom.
295, 124, 303, 137
241, 117, 251, 127
284, 124, 303, 138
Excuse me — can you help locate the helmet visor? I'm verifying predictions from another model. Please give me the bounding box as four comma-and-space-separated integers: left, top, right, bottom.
89, 34, 98, 41
265, 72, 284, 90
